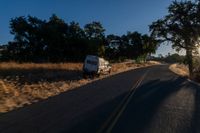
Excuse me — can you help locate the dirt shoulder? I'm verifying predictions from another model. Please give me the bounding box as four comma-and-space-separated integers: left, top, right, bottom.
169, 64, 189, 77
0, 61, 160, 113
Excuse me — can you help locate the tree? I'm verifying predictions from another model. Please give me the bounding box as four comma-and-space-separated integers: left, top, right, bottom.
26, 16, 46, 61
142, 34, 160, 61
165, 53, 185, 63
158, 54, 163, 59
42, 14, 69, 62
9, 16, 47, 61
6, 14, 158, 63
84, 21, 105, 40
105, 34, 122, 60
127, 32, 143, 59
104, 32, 159, 61
8, 15, 103, 62
68, 21, 85, 39
150, 1, 200, 77
10, 16, 29, 61
67, 21, 87, 61
84, 21, 106, 57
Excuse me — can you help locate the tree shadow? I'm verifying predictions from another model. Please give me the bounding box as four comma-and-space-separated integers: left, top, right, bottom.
0, 74, 200, 133
0, 68, 141, 132
190, 82, 200, 133
64, 77, 193, 133
65, 77, 200, 133
111, 77, 189, 133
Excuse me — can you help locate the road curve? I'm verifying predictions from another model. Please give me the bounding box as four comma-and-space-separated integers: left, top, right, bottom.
0, 65, 200, 133
110, 65, 200, 133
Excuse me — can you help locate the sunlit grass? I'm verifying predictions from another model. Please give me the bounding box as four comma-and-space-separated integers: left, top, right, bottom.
169, 64, 189, 77
0, 62, 83, 70
0, 61, 158, 113
0, 62, 86, 113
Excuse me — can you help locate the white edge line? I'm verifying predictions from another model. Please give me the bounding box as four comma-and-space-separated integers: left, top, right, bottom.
187, 79, 200, 87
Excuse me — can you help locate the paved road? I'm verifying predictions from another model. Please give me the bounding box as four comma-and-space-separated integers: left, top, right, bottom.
0, 65, 200, 133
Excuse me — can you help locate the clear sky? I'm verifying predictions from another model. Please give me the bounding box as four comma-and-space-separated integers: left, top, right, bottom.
0, 0, 177, 56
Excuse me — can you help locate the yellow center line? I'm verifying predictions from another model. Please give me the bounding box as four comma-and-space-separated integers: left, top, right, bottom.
97, 69, 149, 133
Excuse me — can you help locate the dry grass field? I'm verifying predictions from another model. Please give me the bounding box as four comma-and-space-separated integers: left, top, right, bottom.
169, 63, 200, 83
0, 61, 159, 113
169, 64, 189, 77
0, 62, 86, 113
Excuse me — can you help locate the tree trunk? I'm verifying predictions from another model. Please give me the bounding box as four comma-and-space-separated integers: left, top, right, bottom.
186, 49, 194, 78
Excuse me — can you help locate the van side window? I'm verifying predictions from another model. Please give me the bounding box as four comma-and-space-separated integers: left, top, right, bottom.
87, 60, 97, 65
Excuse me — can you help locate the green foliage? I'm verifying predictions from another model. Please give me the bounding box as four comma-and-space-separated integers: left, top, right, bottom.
1, 15, 158, 63
153, 53, 185, 64
3, 15, 106, 62
84, 21, 105, 40
149, 0, 200, 77
84, 21, 106, 57
105, 32, 159, 61
165, 53, 185, 63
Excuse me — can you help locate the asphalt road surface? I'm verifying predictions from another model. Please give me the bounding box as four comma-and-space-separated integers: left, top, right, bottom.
0, 65, 200, 133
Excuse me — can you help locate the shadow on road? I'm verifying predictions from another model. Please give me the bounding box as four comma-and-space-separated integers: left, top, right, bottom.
190, 82, 200, 133
111, 77, 200, 133
0, 71, 200, 133
112, 77, 187, 133
65, 77, 198, 133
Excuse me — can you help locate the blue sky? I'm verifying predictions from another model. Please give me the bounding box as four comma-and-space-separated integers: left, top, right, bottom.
0, 0, 177, 56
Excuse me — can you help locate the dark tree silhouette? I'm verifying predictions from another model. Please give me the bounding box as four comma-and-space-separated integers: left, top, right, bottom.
105, 32, 159, 61
84, 21, 106, 57
150, 1, 200, 77
1, 14, 158, 63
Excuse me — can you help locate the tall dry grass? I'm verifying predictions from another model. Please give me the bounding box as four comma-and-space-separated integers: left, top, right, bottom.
0, 61, 159, 113
0, 62, 83, 70
0, 62, 89, 113
169, 64, 189, 77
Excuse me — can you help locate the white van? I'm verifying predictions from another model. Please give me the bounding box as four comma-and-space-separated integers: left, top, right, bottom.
83, 55, 111, 76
